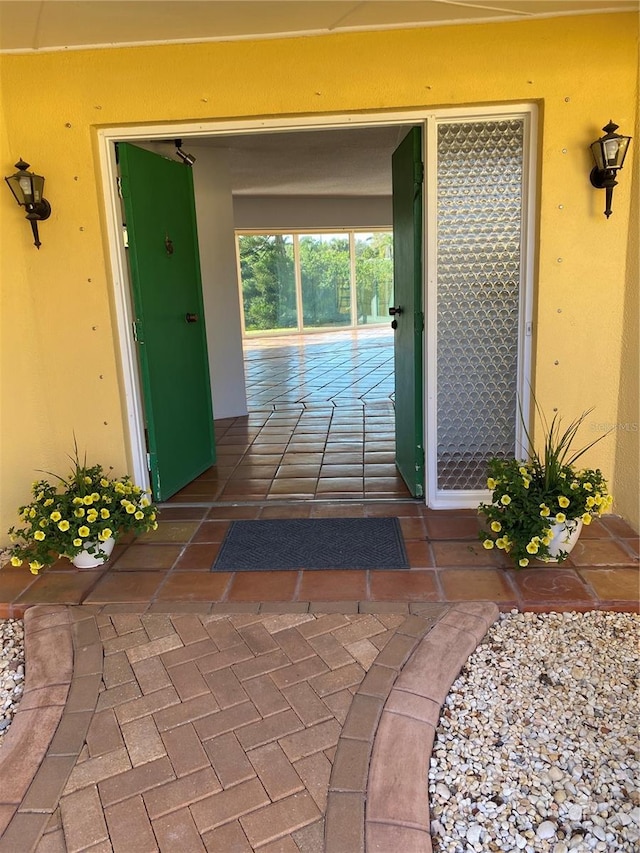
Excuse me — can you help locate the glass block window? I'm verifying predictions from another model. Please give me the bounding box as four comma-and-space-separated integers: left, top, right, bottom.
436, 119, 524, 490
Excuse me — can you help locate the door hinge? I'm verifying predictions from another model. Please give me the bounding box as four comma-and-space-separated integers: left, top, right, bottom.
146, 452, 151, 470
116, 176, 123, 198
132, 319, 144, 344
525, 321, 533, 336
414, 161, 424, 185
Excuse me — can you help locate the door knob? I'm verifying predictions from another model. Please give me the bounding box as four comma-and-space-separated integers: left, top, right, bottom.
185, 313, 198, 323
389, 306, 402, 316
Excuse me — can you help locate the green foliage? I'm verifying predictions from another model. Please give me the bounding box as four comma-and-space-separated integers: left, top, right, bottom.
300, 235, 350, 327
478, 406, 612, 567
237, 231, 394, 332
7, 451, 159, 574
239, 235, 296, 331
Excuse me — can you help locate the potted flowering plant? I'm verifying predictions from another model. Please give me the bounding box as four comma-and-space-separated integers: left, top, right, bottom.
478, 404, 612, 567
7, 451, 158, 574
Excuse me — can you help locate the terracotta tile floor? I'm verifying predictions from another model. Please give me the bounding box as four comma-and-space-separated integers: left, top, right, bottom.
1, 329, 637, 615
168, 329, 407, 504
1, 506, 637, 617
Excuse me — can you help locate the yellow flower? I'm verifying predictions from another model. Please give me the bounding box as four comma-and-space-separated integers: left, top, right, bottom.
39, 519, 48, 527
50, 511, 62, 522
28, 508, 37, 518
482, 539, 495, 549
555, 512, 566, 523
73, 497, 84, 505
125, 503, 136, 514
34, 530, 46, 541
91, 492, 100, 502
490, 521, 502, 532
522, 478, 531, 489
98, 528, 113, 541
586, 496, 596, 508
583, 482, 593, 492
526, 541, 539, 554
570, 481, 579, 490
44, 498, 54, 506
73, 538, 82, 547
150, 513, 157, 522
100, 478, 110, 487
582, 513, 592, 525
78, 526, 90, 537
558, 496, 570, 508
74, 508, 85, 518
500, 495, 511, 506
10, 556, 23, 567
540, 504, 550, 517
496, 537, 508, 550
519, 558, 529, 567
487, 478, 497, 490
134, 511, 144, 520
87, 509, 99, 523
58, 520, 70, 532
83, 495, 94, 505
152, 522, 158, 530
141, 497, 150, 507
518, 466, 527, 476
29, 561, 43, 574
100, 508, 110, 519
115, 482, 126, 495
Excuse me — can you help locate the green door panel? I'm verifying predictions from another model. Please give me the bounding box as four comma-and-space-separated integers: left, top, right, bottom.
119, 143, 215, 500
392, 127, 424, 498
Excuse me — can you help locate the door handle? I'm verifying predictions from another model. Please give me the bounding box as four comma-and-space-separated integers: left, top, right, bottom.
389, 306, 402, 330
185, 313, 198, 323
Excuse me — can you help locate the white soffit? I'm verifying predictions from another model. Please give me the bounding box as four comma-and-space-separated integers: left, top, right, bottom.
0, 0, 637, 53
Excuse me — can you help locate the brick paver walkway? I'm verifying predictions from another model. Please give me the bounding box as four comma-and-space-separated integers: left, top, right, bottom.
0, 602, 498, 852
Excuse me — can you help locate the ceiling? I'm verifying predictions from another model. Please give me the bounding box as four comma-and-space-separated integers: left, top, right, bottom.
175, 126, 414, 196
0, 1, 635, 53
2, 1, 635, 197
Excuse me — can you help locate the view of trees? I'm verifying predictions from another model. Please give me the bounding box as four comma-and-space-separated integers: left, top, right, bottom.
237, 231, 393, 333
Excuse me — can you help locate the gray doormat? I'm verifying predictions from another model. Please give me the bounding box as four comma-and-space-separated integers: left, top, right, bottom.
212, 517, 409, 571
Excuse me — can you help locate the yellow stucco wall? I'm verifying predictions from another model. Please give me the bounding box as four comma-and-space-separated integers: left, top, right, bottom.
0, 12, 638, 540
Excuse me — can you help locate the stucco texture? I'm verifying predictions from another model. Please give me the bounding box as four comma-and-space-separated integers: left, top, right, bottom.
0, 12, 638, 539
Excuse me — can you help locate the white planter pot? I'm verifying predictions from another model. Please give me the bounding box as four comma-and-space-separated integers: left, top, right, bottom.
543, 519, 583, 562
71, 537, 116, 569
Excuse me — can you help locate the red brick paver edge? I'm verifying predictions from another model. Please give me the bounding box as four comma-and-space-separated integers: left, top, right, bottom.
0, 606, 95, 852
363, 602, 499, 853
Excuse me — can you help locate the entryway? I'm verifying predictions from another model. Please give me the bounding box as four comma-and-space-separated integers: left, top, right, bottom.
101, 105, 537, 510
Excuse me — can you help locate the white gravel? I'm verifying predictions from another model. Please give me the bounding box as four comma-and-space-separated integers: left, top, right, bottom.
0, 618, 25, 747
429, 610, 639, 853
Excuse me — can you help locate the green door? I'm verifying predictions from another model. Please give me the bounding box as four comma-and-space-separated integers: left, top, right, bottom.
392, 127, 424, 497
119, 142, 215, 500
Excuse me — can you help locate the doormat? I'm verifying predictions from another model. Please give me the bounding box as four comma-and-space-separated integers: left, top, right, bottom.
212, 517, 409, 571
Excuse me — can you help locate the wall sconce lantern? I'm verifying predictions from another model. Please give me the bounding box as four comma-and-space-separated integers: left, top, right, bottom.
589, 121, 632, 218
4, 159, 52, 248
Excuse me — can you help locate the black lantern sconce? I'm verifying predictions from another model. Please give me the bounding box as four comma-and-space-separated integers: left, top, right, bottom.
4, 159, 52, 248
589, 121, 632, 218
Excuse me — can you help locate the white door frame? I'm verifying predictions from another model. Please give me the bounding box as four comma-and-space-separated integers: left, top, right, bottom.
96, 104, 537, 503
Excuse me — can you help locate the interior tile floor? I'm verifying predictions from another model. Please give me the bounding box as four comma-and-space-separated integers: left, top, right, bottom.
167, 328, 410, 503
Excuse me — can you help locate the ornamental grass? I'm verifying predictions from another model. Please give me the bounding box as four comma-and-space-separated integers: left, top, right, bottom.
478, 404, 612, 567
